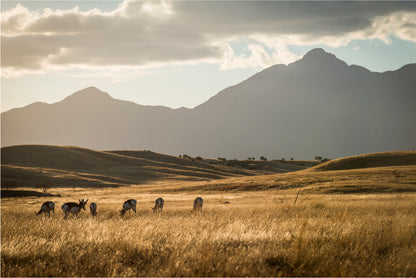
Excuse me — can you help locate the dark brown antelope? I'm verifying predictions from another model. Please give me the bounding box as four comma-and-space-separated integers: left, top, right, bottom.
35, 201, 55, 218
192, 197, 203, 212
120, 199, 137, 216
151, 198, 164, 212
90, 202, 97, 217
61, 199, 88, 219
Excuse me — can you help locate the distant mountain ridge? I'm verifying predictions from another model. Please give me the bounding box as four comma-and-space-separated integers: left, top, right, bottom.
2, 48, 416, 159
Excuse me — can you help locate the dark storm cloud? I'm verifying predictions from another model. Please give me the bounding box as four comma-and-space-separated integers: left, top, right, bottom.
2, 0, 416, 73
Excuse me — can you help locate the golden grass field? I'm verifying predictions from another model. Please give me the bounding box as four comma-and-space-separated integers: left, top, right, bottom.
2, 150, 416, 276
2, 179, 416, 276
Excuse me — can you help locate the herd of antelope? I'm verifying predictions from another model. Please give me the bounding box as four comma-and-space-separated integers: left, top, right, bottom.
36, 197, 204, 219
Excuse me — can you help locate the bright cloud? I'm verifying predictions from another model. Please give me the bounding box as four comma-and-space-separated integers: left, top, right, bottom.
2, 0, 416, 77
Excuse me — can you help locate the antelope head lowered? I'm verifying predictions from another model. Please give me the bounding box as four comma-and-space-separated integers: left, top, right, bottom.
120, 199, 137, 216
151, 198, 164, 212
36, 201, 55, 218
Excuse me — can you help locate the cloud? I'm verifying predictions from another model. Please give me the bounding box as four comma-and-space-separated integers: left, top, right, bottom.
219, 38, 301, 70
2, 0, 416, 76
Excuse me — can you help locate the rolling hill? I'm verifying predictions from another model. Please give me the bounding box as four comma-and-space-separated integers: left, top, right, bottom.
2, 48, 416, 159
150, 151, 416, 194
1, 145, 317, 188
309, 151, 416, 171
2, 146, 415, 195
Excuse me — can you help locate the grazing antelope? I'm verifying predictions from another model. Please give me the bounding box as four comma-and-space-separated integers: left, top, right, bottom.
36, 201, 55, 218
192, 197, 203, 212
90, 202, 97, 217
61, 199, 88, 219
151, 198, 164, 212
120, 199, 137, 216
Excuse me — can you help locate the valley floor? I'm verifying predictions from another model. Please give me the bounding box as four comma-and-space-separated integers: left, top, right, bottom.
2, 187, 416, 277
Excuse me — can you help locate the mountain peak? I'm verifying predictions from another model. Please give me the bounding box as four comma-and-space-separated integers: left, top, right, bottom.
305, 48, 329, 56
78, 86, 102, 93
61, 86, 113, 104
72, 86, 108, 96
296, 48, 347, 68
303, 48, 337, 61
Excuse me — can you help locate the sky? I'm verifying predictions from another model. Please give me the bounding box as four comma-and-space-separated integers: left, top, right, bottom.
1, 0, 416, 112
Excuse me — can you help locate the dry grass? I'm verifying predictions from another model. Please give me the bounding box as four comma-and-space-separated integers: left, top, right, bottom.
150, 165, 416, 194
2, 190, 416, 277
2, 150, 416, 276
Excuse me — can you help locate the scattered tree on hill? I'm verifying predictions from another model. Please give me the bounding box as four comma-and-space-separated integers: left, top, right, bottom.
37, 181, 51, 193
315, 156, 323, 161
260, 156, 267, 161
182, 154, 191, 159
195, 156, 202, 161
314, 156, 331, 162
218, 157, 227, 163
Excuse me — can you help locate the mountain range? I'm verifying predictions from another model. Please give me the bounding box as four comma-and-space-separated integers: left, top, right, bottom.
2, 48, 416, 159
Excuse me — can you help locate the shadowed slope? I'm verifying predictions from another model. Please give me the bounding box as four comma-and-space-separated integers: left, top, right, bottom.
1, 145, 315, 188
309, 151, 416, 171
1, 190, 60, 198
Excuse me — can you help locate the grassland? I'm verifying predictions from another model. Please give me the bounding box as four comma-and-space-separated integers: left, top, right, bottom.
2, 186, 416, 276
2, 150, 416, 276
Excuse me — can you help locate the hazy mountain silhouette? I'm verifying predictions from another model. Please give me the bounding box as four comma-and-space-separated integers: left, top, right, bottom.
2, 48, 415, 159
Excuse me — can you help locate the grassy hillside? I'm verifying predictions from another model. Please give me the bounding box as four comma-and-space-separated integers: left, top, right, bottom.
142, 151, 416, 194
147, 165, 416, 194
309, 151, 416, 171
2, 147, 415, 194
1, 145, 316, 189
